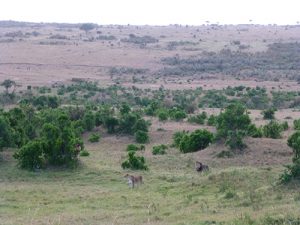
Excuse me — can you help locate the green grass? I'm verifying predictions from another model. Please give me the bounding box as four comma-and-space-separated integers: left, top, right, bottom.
0, 140, 300, 225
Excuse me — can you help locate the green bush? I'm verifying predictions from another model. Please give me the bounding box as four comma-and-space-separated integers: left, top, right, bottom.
0, 115, 13, 150
83, 111, 95, 131
134, 130, 149, 143
280, 131, 300, 183
207, 115, 217, 126
169, 108, 187, 121
88, 133, 100, 142
126, 144, 145, 151
152, 144, 168, 155
294, 119, 300, 130
262, 108, 276, 120
225, 131, 247, 150
263, 120, 282, 139
157, 109, 168, 121
104, 117, 119, 134
173, 131, 188, 148
216, 103, 251, 150
247, 124, 263, 138
13, 140, 45, 170
79, 150, 90, 157
178, 129, 213, 153
187, 112, 207, 124
281, 121, 289, 131
121, 151, 148, 170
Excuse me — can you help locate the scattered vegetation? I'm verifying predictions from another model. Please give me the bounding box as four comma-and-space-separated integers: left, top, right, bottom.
152, 144, 168, 155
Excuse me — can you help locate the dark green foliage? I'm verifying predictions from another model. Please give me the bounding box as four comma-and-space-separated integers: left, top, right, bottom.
272, 91, 298, 108
121, 151, 148, 170
263, 121, 282, 139
174, 129, 213, 153
126, 144, 140, 152
281, 131, 300, 183
242, 87, 269, 110
120, 103, 131, 115
188, 112, 207, 124
79, 23, 97, 33
262, 108, 276, 120
145, 101, 160, 116
119, 113, 138, 134
207, 114, 217, 126
152, 144, 168, 155
169, 108, 187, 121
134, 130, 149, 143
72, 120, 84, 137
1, 79, 16, 94
104, 117, 119, 133
83, 111, 95, 131
12, 109, 83, 169
0, 115, 13, 150
133, 118, 149, 133
13, 140, 45, 170
281, 121, 289, 131
225, 131, 247, 150
32, 95, 59, 109
88, 133, 100, 142
287, 132, 300, 160
157, 109, 168, 121
247, 124, 263, 138
216, 103, 251, 150
199, 91, 228, 108
173, 131, 188, 148
79, 150, 90, 157
293, 119, 300, 130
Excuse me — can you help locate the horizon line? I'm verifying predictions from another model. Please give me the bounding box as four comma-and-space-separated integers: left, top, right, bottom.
1, 19, 300, 27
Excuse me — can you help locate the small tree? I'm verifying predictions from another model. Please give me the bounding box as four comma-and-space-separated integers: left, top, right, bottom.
216, 103, 251, 150
0, 115, 13, 150
1, 79, 16, 94
152, 144, 168, 155
134, 130, 149, 143
121, 151, 148, 170
120, 103, 131, 115
104, 117, 119, 134
79, 23, 96, 34
157, 109, 168, 121
293, 119, 300, 130
83, 111, 95, 131
263, 120, 282, 139
262, 108, 276, 120
280, 131, 300, 183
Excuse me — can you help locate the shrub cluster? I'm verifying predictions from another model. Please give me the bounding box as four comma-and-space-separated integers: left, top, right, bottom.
173, 129, 213, 153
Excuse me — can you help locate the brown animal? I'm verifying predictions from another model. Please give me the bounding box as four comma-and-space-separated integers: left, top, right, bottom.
124, 174, 143, 188
195, 161, 209, 172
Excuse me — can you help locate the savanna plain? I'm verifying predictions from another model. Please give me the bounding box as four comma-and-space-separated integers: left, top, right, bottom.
0, 21, 300, 225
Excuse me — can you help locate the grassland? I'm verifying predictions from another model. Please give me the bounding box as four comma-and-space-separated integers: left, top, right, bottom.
1, 125, 300, 225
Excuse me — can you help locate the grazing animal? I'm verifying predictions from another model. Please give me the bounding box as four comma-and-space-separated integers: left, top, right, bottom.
124, 174, 143, 188
195, 161, 209, 172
